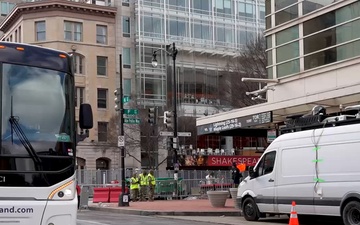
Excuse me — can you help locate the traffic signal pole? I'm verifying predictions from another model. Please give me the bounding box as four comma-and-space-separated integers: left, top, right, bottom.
117, 54, 129, 207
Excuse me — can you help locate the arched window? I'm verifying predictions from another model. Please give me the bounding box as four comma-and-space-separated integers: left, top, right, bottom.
76, 157, 86, 170
96, 157, 110, 170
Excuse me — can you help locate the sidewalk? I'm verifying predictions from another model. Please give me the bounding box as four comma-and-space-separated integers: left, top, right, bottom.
88, 198, 241, 216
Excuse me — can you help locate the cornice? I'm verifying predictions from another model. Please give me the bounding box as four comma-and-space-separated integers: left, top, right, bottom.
0, 0, 117, 32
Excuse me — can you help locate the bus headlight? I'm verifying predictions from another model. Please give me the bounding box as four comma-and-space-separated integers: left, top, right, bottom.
48, 180, 75, 200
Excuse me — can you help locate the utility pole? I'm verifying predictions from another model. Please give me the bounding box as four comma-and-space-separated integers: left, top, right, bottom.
115, 54, 129, 207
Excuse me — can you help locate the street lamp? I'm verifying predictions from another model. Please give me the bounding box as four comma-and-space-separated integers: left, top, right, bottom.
151, 51, 158, 68
151, 42, 179, 198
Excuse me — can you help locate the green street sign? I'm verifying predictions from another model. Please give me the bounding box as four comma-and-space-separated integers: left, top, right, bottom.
124, 118, 140, 124
123, 96, 130, 103
124, 109, 138, 115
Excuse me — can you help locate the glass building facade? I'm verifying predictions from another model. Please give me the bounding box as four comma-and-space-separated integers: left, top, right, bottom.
135, 0, 265, 115
266, 0, 360, 79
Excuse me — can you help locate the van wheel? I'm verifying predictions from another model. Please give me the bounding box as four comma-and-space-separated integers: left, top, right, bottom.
242, 198, 260, 221
343, 201, 360, 225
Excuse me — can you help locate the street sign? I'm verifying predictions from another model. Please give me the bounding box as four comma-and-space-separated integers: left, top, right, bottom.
123, 96, 130, 103
124, 118, 140, 124
124, 109, 138, 115
160, 131, 173, 136
159, 131, 191, 137
118, 135, 125, 147
178, 132, 191, 137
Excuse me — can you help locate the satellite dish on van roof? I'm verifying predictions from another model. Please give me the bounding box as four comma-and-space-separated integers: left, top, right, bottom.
312, 105, 326, 116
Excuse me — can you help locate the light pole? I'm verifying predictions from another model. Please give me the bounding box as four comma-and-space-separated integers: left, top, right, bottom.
152, 42, 179, 198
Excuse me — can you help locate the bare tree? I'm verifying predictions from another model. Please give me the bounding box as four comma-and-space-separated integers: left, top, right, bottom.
97, 99, 167, 169
219, 35, 268, 108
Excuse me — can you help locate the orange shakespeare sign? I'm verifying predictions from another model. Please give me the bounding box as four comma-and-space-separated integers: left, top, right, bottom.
207, 156, 260, 167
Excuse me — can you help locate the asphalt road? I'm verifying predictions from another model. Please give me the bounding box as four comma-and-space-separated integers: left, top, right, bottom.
77, 210, 344, 225
77, 211, 222, 225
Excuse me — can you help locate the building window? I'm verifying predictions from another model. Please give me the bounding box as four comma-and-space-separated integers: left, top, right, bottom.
1, 2, 15, 16
18, 26, 21, 42
275, 5, 298, 26
98, 122, 108, 142
75, 87, 84, 107
97, 56, 107, 76
275, 25, 299, 46
192, 0, 210, 15
97, 88, 108, 109
122, 48, 131, 68
15, 30, 17, 42
74, 54, 85, 74
64, 21, 83, 42
35, 21, 46, 41
275, 0, 297, 11
124, 79, 131, 96
122, 0, 129, 6
122, 16, 130, 37
96, 25, 107, 44
277, 59, 300, 77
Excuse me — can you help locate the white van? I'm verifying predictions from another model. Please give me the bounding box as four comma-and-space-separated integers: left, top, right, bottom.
236, 122, 360, 225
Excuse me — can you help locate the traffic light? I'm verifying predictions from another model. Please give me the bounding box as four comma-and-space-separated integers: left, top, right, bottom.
114, 88, 121, 111
148, 107, 156, 124
171, 137, 178, 149
166, 137, 178, 150
164, 111, 173, 129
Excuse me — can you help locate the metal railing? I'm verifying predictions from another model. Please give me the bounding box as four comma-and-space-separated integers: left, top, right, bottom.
76, 169, 247, 199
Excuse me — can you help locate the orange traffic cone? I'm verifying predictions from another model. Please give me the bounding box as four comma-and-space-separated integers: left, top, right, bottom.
289, 201, 299, 225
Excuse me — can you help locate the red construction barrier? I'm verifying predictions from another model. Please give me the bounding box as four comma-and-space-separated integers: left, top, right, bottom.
93, 187, 110, 203
109, 187, 129, 203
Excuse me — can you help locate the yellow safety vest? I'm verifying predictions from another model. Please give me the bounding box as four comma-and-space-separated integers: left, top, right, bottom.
130, 177, 139, 190
148, 174, 156, 186
139, 174, 148, 186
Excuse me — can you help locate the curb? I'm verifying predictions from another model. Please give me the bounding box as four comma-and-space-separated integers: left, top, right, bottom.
154, 216, 241, 225
88, 206, 242, 217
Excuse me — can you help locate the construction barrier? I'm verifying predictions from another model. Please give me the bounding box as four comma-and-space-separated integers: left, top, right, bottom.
93, 187, 110, 203
109, 187, 129, 203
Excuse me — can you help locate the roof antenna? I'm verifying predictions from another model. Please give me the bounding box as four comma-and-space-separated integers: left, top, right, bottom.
339, 104, 343, 116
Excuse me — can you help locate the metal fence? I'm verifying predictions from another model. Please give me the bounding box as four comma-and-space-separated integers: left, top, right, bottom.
76, 169, 248, 199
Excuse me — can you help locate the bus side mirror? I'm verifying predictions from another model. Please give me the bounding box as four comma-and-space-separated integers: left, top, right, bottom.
79, 103, 93, 129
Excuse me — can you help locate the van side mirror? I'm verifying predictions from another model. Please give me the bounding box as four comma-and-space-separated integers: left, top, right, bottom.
79, 103, 93, 129
249, 166, 257, 179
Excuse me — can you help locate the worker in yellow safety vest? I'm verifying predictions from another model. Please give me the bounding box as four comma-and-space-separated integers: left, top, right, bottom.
130, 173, 139, 202
147, 170, 156, 201
138, 170, 148, 201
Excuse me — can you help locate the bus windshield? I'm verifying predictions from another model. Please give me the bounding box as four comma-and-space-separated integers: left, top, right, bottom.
0, 63, 75, 187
